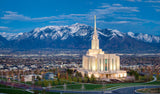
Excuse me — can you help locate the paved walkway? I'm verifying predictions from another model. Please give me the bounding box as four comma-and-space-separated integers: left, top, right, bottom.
145, 75, 157, 83
111, 85, 160, 94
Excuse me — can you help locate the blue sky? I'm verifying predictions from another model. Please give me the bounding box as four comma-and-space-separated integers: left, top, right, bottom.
0, 0, 160, 35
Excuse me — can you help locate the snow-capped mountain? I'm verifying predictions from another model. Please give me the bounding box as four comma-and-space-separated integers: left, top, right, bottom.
16, 23, 93, 41
0, 23, 159, 53
127, 32, 160, 43
1, 23, 160, 43
0, 32, 23, 40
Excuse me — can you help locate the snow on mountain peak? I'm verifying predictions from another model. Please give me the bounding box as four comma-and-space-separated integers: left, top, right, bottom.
21, 23, 92, 40
127, 32, 135, 37
136, 33, 152, 42
72, 23, 88, 26
111, 29, 124, 37
0, 32, 23, 40
127, 32, 160, 43
1, 23, 160, 44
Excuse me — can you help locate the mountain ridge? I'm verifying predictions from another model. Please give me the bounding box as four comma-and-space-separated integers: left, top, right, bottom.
0, 23, 160, 53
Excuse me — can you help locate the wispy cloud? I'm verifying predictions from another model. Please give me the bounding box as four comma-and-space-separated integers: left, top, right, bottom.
117, 16, 160, 24
112, 4, 122, 7
155, 9, 160, 12
1, 11, 31, 21
126, 0, 160, 3
126, 0, 135, 2
117, 17, 147, 22
49, 21, 67, 23
145, 0, 160, 3
0, 26, 8, 29
126, 0, 142, 2
151, 6, 160, 12
1, 11, 88, 22
99, 3, 139, 12
1, 3, 139, 22
1, 11, 58, 21
89, 3, 139, 22
0, 26, 9, 32
0, 26, 9, 29
98, 20, 130, 24
0, 3, 159, 26
32, 16, 57, 21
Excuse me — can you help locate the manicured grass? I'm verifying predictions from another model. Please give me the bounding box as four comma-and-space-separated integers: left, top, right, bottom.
0, 84, 31, 94
0, 88, 32, 94
146, 80, 160, 85
103, 83, 141, 90
54, 81, 160, 91
34, 90, 78, 94
54, 83, 103, 90
54, 83, 142, 91
84, 84, 102, 90
0, 84, 12, 88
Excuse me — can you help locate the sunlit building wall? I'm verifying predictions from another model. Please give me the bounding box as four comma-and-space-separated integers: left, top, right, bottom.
79, 15, 127, 79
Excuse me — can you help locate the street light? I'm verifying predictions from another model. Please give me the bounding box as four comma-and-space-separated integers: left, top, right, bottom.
61, 83, 66, 94
64, 83, 66, 91
103, 81, 105, 94
32, 77, 35, 94
48, 82, 51, 90
81, 83, 85, 94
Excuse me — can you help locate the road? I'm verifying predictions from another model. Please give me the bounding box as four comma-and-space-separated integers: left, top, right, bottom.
111, 85, 160, 94
145, 75, 157, 83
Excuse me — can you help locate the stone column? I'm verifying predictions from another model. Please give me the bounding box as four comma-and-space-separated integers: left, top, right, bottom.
97, 58, 100, 71
117, 56, 120, 70
102, 58, 104, 71
109, 58, 113, 71
103, 59, 105, 71
115, 57, 117, 71
107, 59, 109, 71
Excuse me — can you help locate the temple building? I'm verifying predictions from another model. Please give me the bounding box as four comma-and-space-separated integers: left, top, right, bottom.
78, 16, 127, 79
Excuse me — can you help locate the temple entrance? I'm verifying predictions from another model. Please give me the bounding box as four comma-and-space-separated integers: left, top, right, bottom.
106, 74, 110, 78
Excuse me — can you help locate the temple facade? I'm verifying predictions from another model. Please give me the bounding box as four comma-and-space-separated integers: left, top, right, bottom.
78, 16, 127, 79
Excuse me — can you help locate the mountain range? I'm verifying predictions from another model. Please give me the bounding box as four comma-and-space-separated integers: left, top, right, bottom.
0, 23, 160, 53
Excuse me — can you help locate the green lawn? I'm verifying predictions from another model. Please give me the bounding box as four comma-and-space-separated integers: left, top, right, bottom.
54, 83, 103, 91
146, 81, 160, 85
53, 80, 160, 91
0, 84, 11, 88
0, 88, 32, 94
0, 83, 32, 94
34, 90, 77, 94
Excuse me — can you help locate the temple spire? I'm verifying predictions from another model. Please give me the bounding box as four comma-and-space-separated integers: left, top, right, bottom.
94, 15, 96, 34
91, 15, 99, 49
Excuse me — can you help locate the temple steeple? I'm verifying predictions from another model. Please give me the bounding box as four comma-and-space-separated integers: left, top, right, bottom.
91, 15, 99, 49
94, 15, 97, 36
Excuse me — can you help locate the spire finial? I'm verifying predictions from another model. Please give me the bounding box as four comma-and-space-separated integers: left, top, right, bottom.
94, 15, 96, 34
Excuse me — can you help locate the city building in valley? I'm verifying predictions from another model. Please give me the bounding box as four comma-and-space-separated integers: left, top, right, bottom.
78, 16, 127, 79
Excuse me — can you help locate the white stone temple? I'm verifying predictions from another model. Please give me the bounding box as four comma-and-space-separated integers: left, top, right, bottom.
78, 16, 127, 79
